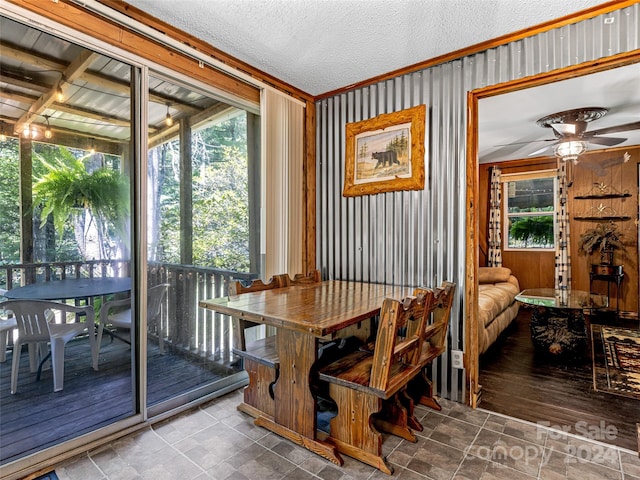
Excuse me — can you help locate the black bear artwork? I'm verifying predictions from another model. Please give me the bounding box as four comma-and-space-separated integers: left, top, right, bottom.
371, 150, 399, 169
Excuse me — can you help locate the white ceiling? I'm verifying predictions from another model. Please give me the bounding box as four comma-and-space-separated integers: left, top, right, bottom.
124, 0, 605, 96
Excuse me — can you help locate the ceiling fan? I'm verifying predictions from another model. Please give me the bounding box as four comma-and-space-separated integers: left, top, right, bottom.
525, 107, 640, 161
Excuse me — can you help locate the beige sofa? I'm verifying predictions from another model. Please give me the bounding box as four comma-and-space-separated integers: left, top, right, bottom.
478, 266, 521, 354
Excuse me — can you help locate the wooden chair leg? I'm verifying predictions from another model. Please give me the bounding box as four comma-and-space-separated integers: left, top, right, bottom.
397, 389, 423, 432
327, 385, 393, 475
375, 394, 417, 442
408, 370, 442, 411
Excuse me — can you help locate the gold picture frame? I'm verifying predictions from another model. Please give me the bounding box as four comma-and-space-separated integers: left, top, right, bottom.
343, 104, 426, 197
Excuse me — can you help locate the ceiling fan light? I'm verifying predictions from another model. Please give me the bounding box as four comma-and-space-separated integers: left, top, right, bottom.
554, 140, 587, 162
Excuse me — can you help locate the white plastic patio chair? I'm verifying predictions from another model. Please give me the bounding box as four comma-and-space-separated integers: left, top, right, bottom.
95, 283, 170, 366
0, 289, 16, 362
2, 299, 97, 394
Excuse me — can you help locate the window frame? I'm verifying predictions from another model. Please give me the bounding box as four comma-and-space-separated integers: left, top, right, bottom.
501, 169, 557, 252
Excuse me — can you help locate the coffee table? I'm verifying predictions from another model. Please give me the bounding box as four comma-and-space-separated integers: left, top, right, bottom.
516, 288, 608, 360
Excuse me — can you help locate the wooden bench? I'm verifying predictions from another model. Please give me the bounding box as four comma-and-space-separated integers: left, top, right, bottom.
400, 281, 456, 431
318, 289, 435, 475
230, 275, 284, 418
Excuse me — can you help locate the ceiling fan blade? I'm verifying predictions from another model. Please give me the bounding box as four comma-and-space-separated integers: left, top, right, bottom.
585, 136, 627, 146
493, 138, 556, 147
587, 121, 640, 136
550, 123, 577, 135
528, 143, 556, 156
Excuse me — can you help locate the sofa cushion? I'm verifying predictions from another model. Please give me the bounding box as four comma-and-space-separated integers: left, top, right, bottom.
478, 267, 512, 284
478, 281, 519, 328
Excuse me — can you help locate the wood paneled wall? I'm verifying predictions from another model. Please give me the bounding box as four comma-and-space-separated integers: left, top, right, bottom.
479, 147, 639, 314
569, 146, 639, 314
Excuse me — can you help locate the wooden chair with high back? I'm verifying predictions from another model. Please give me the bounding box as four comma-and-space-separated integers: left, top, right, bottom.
280, 269, 321, 286
318, 289, 435, 475
404, 281, 456, 425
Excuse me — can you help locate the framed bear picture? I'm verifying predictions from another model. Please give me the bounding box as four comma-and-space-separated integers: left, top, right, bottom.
342, 104, 426, 197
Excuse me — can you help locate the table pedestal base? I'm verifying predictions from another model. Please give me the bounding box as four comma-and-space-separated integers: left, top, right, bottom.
255, 415, 343, 466
529, 307, 588, 361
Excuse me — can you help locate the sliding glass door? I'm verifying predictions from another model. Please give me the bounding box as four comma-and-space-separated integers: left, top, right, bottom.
144, 74, 260, 412
0, 13, 262, 467
0, 14, 135, 464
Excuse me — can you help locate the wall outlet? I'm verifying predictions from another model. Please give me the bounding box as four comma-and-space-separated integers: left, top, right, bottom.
451, 350, 464, 369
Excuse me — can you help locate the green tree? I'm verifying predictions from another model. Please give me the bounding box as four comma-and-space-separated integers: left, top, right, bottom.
0, 138, 20, 264
153, 113, 250, 272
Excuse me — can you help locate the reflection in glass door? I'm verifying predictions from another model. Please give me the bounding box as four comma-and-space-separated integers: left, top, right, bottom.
145, 74, 259, 412
0, 15, 134, 464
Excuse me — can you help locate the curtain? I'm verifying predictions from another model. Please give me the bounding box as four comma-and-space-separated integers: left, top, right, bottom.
555, 161, 571, 291
262, 89, 304, 280
487, 166, 502, 267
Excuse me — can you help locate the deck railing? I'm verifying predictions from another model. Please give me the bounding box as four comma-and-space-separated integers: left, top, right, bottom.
0, 260, 258, 365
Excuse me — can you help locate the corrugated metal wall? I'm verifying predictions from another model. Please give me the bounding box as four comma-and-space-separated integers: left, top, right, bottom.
315, 4, 640, 403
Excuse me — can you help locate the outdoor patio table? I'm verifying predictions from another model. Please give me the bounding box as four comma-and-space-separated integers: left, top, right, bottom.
199, 279, 411, 466
5, 277, 131, 302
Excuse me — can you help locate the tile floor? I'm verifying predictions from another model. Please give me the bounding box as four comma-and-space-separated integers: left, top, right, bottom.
55, 389, 640, 480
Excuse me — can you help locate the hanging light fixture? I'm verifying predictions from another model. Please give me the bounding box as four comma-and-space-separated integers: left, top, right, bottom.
44, 115, 53, 139
554, 140, 587, 163
56, 75, 66, 102
0, 122, 6, 142
165, 103, 174, 127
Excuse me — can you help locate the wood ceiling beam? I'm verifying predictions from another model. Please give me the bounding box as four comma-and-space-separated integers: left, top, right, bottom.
0, 71, 50, 94
1, 41, 202, 114
15, 49, 99, 132
0, 88, 161, 135
0, 39, 65, 72
0, 115, 125, 155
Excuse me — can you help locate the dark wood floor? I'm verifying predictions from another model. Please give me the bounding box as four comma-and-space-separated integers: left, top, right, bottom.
0, 335, 239, 465
480, 309, 639, 451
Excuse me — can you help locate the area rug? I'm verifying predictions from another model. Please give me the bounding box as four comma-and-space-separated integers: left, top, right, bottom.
591, 325, 640, 400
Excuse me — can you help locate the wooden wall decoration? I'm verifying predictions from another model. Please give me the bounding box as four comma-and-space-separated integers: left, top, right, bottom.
569, 147, 639, 315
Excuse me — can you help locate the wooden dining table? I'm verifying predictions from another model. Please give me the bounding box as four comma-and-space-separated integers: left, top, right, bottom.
199, 280, 412, 466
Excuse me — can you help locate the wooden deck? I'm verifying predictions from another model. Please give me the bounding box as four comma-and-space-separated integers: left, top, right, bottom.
0, 334, 239, 465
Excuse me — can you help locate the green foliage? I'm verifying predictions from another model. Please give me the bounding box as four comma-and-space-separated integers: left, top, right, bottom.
509, 216, 554, 247
0, 138, 20, 263
153, 114, 250, 272
33, 154, 130, 237
2, 112, 251, 272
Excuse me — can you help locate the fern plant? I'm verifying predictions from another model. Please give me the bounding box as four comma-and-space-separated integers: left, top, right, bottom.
32, 155, 130, 259
577, 222, 627, 264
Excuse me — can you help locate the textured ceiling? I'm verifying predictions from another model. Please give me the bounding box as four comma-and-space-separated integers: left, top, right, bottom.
124, 0, 605, 96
